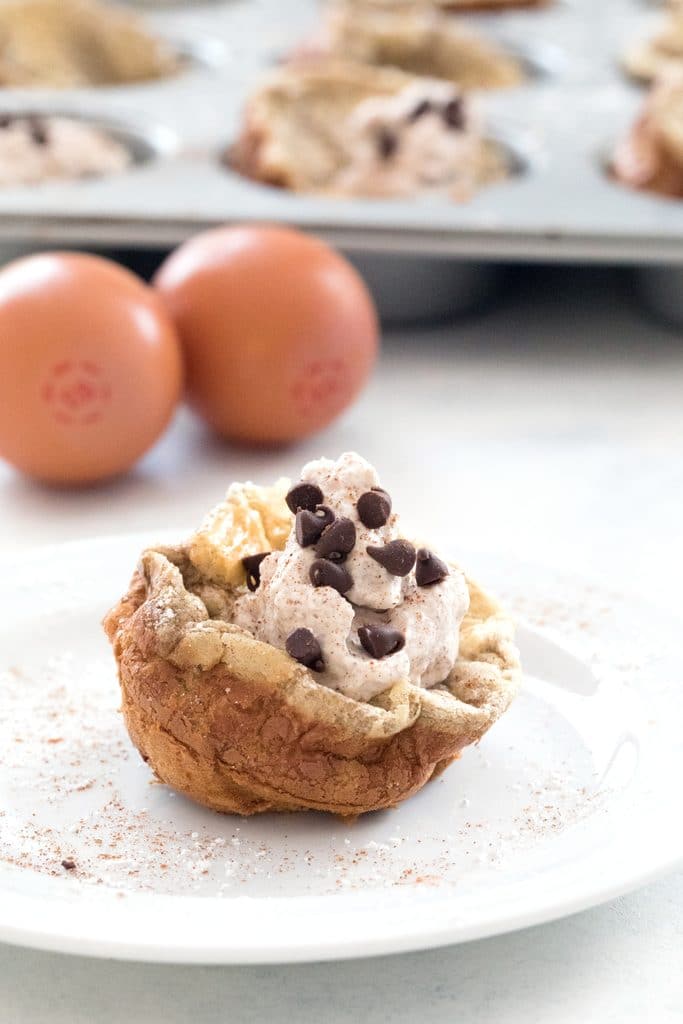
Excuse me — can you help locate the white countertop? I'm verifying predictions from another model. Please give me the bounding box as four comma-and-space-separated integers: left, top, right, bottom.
1, 264, 682, 1022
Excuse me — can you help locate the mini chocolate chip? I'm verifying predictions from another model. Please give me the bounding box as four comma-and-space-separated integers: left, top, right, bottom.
0, 114, 12, 129
377, 128, 398, 160
442, 98, 465, 131
296, 506, 334, 547
286, 481, 324, 514
415, 548, 449, 587
314, 505, 335, 524
316, 517, 356, 562
285, 628, 325, 672
357, 488, 392, 529
309, 558, 353, 595
367, 539, 416, 577
358, 625, 405, 659
28, 115, 48, 146
408, 98, 433, 122
61, 859, 76, 871
242, 552, 269, 591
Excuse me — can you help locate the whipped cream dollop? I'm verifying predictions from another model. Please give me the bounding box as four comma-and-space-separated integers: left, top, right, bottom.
0, 115, 131, 187
331, 80, 496, 200
233, 452, 469, 702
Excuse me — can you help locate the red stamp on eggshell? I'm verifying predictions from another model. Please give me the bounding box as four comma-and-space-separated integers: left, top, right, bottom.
41, 360, 112, 426
290, 359, 349, 418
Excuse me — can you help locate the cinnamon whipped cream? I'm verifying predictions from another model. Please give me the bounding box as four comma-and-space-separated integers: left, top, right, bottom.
329, 80, 501, 200
0, 115, 131, 186
233, 452, 469, 702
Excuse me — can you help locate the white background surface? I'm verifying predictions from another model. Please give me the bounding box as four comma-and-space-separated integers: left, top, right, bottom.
1, 264, 682, 1021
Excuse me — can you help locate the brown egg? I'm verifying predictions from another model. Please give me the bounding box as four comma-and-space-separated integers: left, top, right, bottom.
154, 225, 378, 444
0, 252, 183, 484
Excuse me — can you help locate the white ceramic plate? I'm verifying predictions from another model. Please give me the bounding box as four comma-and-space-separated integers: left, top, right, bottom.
1, 535, 681, 964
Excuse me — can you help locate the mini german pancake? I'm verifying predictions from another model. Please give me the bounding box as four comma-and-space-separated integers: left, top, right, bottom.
298, 2, 526, 91
230, 61, 507, 201
336, 0, 550, 10
104, 453, 520, 817
622, 9, 683, 84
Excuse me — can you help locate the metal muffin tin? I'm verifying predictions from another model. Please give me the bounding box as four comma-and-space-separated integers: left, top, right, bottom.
1, 0, 683, 323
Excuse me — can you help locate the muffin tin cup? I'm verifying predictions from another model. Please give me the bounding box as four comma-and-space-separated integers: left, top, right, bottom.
0, 108, 178, 176
0, 0, 681, 321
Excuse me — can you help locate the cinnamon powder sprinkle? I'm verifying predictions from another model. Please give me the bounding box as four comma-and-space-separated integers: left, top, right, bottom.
0, 573, 652, 899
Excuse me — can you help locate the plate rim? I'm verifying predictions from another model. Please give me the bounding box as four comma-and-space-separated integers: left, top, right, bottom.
0, 849, 681, 965
1, 533, 682, 964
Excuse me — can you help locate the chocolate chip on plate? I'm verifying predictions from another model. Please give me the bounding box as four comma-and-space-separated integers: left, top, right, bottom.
377, 128, 398, 161
415, 548, 449, 587
309, 558, 353, 595
316, 517, 356, 562
295, 506, 335, 547
285, 628, 325, 672
358, 625, 405, 659
408, 98, 433, 122
357, 488, 392, 529
442, 98, 465, 131
242, 552, 269, 591
286, 481, 324, 514
367, 539, 416, 577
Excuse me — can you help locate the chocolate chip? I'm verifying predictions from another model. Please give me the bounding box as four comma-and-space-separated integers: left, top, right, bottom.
357, 488, 392, 529
377, 128, 398, 161
408, 99, 433, 122
367, 539, 416, 577
442, 98, 465, 131
316, 517, 356, 562
415, 548, 449, 587
285, 628, 325, 672
309, 558, 353, 595
358, 625, 405, 659
28, 115, 48, 146
286, 482, 324, 514
61, 859, 76, 871
242, 552, 269, 591
295, 505, 334, 547
0, 114, 13, 129
314, 504, 335, 526
296, 510, 318, 547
